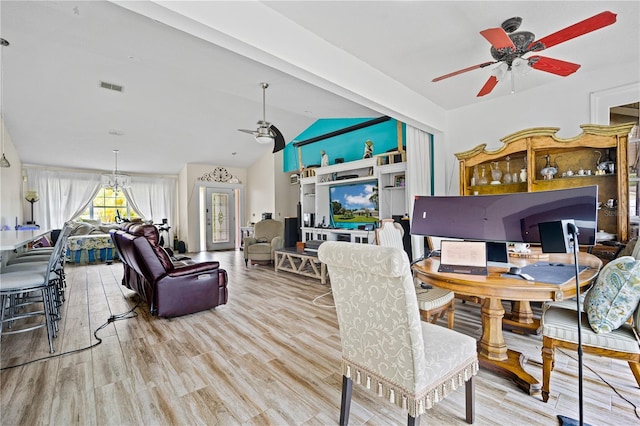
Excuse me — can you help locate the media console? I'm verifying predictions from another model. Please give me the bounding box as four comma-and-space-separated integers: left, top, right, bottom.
301, 227, 375, 244
299, 157, 408, 245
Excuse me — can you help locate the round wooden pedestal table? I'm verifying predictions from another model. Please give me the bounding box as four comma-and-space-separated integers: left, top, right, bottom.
412, 252, 601, 396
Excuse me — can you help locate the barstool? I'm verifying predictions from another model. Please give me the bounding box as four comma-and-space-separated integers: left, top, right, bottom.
4, 223, 75, 306
0, 223, 75, 351
0, 271, 59, 353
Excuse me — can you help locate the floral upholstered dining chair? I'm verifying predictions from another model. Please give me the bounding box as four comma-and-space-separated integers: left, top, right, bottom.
318, 242, 478, 426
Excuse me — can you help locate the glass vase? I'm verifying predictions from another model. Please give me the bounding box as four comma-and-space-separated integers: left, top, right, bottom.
490, 161, 502, 184
478, 165, 488, 185
503, 156, 512, 184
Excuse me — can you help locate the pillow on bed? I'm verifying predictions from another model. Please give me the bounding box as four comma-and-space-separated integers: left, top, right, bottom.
583, 256, 640, 334
71, 222, 94, 236
99, 224, 120, 234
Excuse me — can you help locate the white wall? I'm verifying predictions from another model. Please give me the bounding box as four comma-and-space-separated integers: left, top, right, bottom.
246, 151, 276, 224
0, 117, 23, 229
442, 62, 639, 194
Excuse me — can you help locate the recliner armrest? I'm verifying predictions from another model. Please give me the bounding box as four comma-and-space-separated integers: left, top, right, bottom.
167, 261, 220, 277
271, 236, 284, 250
244, 237, 257, 247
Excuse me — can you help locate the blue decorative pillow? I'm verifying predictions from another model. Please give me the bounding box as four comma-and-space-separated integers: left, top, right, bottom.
584, 256, 640, 334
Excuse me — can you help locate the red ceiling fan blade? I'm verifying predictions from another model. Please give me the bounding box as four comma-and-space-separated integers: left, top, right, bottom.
477, 76, 499, 97
528, 56, 581, 76
529, 11, 617, 51
480, 28, 516, 50
432, 61, 496, 82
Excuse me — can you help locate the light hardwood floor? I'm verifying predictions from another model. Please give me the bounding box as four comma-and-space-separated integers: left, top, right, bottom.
1, 250, 639, 425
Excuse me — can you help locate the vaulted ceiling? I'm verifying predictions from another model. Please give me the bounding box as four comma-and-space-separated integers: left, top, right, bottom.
1, 1, 638, 174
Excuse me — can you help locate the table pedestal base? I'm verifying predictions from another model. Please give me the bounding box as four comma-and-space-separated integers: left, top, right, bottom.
503, 301, 542, 335
503, 317, 541, 335
479, 349, 541, 396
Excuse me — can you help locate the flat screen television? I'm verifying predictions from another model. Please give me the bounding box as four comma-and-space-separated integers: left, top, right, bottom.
329, 179, 379, 229
411, 186, 598, 246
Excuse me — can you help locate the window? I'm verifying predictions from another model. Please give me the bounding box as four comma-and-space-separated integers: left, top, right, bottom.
78, 188, 140, 223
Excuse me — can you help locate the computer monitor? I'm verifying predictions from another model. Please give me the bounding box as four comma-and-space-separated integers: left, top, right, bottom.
411, 186, 598, 246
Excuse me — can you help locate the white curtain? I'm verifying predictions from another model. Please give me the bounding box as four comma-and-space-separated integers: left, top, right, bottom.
406, 125, 433, 260
123, 176, 176, 227
25, 168, 101, 230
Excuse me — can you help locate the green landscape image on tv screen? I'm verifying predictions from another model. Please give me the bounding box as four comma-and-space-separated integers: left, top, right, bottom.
329, 180, 379, 229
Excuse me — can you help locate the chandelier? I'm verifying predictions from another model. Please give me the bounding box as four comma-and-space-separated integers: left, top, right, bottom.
101, 149, 130, 194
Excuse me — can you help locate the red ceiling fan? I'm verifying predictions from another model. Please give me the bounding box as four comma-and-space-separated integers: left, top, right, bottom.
432, 11, 617, 97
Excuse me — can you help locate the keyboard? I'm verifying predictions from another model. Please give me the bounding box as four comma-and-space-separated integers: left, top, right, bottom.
438, 264, 488, 275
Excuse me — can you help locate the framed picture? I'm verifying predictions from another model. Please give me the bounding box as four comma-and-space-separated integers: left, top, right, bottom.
394, 174, 406, 187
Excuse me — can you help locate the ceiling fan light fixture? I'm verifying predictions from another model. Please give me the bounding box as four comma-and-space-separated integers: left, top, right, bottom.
511, 57, 532, 77
255, 134, 274, 144
491, 63, 508, 81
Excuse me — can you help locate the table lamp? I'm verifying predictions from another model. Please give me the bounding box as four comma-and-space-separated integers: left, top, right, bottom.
25, 190, 39, 225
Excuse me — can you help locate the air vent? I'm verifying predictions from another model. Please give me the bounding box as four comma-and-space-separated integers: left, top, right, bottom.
99, 81, 124, 92
290, 174, 299, 185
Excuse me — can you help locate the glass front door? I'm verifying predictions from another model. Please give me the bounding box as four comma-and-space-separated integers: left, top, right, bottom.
205, 187, 236, 250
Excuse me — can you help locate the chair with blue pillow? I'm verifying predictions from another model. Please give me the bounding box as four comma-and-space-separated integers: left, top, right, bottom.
540, 256, 640, 402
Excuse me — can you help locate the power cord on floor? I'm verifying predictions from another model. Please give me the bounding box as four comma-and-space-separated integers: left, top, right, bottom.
549, 348, 640, 420
312, 290, 335, 308
0, 301, 141, 371
558, 348, 640, 420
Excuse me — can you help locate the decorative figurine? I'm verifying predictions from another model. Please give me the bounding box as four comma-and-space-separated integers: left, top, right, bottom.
363, 139, 374, 159
541, 154, 558, 180
321, 150, 329, 167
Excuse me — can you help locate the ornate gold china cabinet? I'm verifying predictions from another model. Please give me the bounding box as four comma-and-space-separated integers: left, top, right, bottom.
455, 123, 636, 261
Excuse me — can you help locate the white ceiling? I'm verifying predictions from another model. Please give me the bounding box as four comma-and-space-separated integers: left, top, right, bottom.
1, 1, 638, 175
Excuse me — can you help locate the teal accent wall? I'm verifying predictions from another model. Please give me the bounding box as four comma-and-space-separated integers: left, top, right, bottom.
283, 118, 405, 172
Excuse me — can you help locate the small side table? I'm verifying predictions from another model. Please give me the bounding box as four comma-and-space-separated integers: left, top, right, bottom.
274, 248, 327, 284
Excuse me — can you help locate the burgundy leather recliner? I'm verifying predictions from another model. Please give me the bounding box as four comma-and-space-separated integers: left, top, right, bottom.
110, 224, 228, 317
